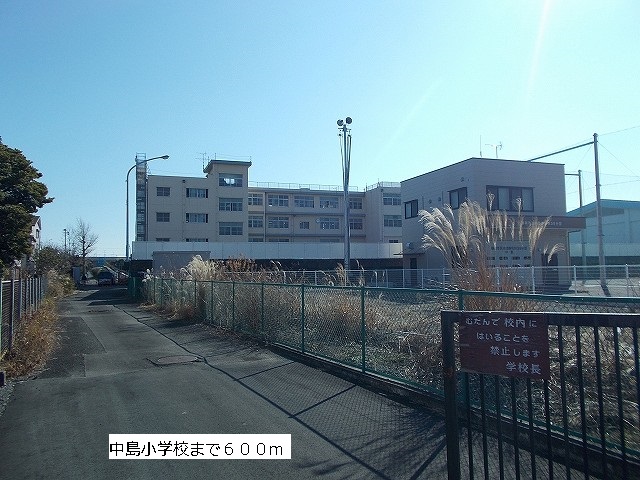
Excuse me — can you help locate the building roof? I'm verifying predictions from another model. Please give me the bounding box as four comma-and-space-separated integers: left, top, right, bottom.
401, 157, 563, 184
567, 199, 640, 217
203, 158, 252, 174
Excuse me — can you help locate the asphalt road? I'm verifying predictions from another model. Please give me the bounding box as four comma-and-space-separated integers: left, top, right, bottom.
0, 287, 449, 480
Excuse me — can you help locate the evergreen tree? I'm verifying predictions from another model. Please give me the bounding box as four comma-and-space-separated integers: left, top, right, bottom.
0, 141, 53, 270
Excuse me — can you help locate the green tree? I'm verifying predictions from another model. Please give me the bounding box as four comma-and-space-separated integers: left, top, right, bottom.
0, 141, 53, 270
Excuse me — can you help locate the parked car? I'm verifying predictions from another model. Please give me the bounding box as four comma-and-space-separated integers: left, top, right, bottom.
97, 270, 115, 286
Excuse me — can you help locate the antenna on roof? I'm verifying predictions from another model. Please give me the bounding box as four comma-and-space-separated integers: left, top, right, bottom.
485, 141, 503, 158
480, 135, 483, 157
198, 152, 209, 170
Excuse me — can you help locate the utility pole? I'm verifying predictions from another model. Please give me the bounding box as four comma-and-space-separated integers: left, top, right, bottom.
565, 171, 586, 269
528, 133, 607, 294
593, 133, 608, 294
578, 170, 586, 270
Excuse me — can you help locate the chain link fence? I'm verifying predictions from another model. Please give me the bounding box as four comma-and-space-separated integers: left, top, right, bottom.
139, 277, 640, 476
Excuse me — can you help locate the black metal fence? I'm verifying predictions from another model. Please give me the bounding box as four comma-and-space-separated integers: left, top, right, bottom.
442, 310, 640, 479
1, 277, 46, 358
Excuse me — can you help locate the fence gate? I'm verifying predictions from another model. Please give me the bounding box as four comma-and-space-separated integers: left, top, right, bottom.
441, 310, 640, 480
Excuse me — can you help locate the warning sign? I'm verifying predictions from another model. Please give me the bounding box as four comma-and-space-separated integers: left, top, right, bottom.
459, 312, 550, 379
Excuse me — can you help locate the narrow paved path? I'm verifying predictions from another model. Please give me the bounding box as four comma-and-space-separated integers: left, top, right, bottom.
0, 287, 449, 479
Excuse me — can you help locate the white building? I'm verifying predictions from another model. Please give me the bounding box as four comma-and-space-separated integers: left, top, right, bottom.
400, 158, 585, 283
134, 159, 403, 270
132, 156, 588, 280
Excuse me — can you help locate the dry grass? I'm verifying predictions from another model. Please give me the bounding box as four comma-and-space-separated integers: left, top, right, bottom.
0, 271, 74, 378
0, 298, 58, 378
419, 199, 564, 300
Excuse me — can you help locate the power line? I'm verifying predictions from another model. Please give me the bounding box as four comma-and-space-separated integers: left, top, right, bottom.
600, 124, 640, 137
597, 140, 639, 178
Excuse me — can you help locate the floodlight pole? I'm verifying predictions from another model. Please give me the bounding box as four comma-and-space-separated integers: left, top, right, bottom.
337, 118, 352, 275
125, 154, 169, 260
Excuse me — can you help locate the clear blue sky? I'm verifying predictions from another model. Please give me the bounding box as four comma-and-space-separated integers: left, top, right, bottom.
2, 1, 639, 257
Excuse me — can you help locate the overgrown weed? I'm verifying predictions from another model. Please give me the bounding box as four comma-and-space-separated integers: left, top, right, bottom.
0, 270, 73, 378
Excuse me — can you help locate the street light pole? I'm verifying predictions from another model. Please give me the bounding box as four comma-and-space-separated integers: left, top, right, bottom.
337, 117, 352, 276
126, 155, 169, 260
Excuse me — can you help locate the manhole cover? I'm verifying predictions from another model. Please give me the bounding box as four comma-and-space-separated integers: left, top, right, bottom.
154, 355, 201, 365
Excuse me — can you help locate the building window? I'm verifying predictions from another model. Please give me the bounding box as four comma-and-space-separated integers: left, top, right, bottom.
248, 237, 264, 242
186, 187, 208, 198
156, 187, 170, 197
299, 221, 310, 230
219, 197, 243, 211
319, 196, 339, 208
185, 213, 208, 223
294, 195, 314, 208
384, 215, 402, 227
185, 238, 208, 242
449, 187, 467, 209
156, 212, 170, 222
389, 239, 399, 243
268, 216, 289, 229
319, 217, 339, 230
156, 238, 170, 242
319, 238, 340, 243
219, 222, 243, 235
349, 198, 363, 209
268, 238, 290, 242
350, 218, 363, 230
248, 193, 263, 206
404, 199, 418, 219
383, 193, 401, 206
219, 173, 243, 187
486, 186, 534, 212
267, 194, 289, 207
248, 216, 263, 228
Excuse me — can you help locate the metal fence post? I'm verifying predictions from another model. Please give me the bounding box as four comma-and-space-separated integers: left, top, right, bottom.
300, 284, 305, 353
626, 264, 630, 297
232, 281, 236, 330
531, 266, 536, 294
261, 282, 265, 337
18, 279, 23, 327
441, 312, 461, 480
361, 285, 366, 372
8, 278, 15, 353
0, 281, 3, 355
210, 281, 214, 324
